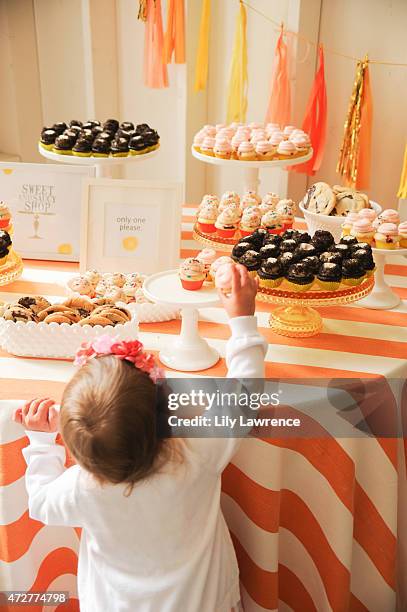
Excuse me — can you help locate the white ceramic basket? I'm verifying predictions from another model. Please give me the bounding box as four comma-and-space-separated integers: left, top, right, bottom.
0, 318, 139, 359
299, 200, 382, 242
126, 302, 179, 323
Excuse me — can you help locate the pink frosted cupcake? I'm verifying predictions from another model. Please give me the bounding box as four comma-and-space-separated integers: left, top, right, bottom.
215, 262, 234, 294
283, 125, 296, 138
261, 192, 280, 211
210, 256, 234, 282
179, 258, 205, 290
237, 141, 256, 161
291, 134, 311, 155
240, 207, 261, 236
196, 248, 217, 283
201, 136, 216, 157
255, 140, 274, 160
193, 130, 205, 152
266, 123, 280, 135
358, 208, 377, 222
198, 194, 219, 212
197, 202, 218, 234
240, 195, 260, 211
341, 212, 359, 236
203, 124, 216, 137
248, 122, 264, 131
276, 199, 295, 230
398, 222, 407, 247
243, 190, 261, 205
276, 139, 297, 159
374, 223, 400, 249
215, 207, 239, 238
261, 211, 283, 234
269, 130, 285, 154
373, 209, 400, 229
231, 133, 247, 159
214, 139, 232, 159
350, 218, 375, 245
289, 129, 306, 140
215, 123, 226, 132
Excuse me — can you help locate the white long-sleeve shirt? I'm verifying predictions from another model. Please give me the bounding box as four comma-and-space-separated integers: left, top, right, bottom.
23, 316, 267, 612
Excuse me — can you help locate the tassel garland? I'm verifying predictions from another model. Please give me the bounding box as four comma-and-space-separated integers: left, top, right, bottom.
226, 1, 248, 124
337, 58, 373, 189
164, 0, 185, 64
397, 144, 407, 198
265, 30, 291, 127
194, 0, 211, 91
143, 0, 168, 88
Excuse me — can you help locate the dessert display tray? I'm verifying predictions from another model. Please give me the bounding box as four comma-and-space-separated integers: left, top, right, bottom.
257, 276, 375, 337
0, 317, 139, 359
193, 223, 287, 252
122, 301, 179, 323
38, 145, 159, 165
0, 251, 23, 286
358, 246, 407, 310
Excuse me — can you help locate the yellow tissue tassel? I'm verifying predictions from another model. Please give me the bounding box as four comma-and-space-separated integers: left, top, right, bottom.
337, 58, 373, 189
397, 144, 407, 198
194, 0, 211, 91
226, 1, 248, 124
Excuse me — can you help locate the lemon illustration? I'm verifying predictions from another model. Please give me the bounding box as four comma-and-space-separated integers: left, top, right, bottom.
58, 243, 73, 255
3, 169, 13, 175
122, 236, 138, 251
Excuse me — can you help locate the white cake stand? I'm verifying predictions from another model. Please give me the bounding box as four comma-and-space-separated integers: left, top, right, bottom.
38, 145, 159, 178
191, 147, 313, 192
358, 247, 407, 310
143, 270, 220, 371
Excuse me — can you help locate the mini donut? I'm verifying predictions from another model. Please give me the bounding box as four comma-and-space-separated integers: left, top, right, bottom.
37, 304, 73, 321
79, 315, 114, 327
17, 295, 51, 315
43, 313, 74, 325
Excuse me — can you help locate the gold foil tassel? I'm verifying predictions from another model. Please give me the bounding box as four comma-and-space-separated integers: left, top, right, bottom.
397, 143, 407, 198
337, 57, 372, 189
138, 0, 148, 21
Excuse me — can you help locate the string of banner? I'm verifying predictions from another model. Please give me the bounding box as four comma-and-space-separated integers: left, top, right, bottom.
137, 0, 407, 198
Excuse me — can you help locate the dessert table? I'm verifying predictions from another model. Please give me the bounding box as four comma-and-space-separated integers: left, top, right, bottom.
0, 206, 406, 612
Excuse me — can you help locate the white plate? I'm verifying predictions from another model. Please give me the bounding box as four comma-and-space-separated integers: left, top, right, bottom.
38, 145, 159, 166
191, 146, 313, 168
143, 270, 220, 309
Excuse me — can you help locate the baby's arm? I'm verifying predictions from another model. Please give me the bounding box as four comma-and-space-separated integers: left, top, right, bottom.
13, 399, 82, 527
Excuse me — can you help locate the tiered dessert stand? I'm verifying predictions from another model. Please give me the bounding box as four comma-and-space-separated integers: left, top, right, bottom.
0, 250, 23, 288
191, 147, 313, 192
38, 146, 159, 178
358, 247, 407, 310
143, 271, 220, 371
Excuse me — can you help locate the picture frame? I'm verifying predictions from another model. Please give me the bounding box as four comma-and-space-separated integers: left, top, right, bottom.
0, 161, 95, 261
80, 178, 183, 275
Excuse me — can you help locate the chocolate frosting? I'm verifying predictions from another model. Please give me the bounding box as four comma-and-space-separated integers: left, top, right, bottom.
317, 262, 342, 281
259, 244, 280, 259
279, 239, 298, 253
258, 257, 283, 279
41, 129, 57, 144
239, 250, 262, 271
286, 262, 314, 284
342, 258, 365, 278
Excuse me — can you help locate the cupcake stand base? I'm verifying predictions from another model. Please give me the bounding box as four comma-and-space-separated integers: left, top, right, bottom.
256, 277, 375, 338
38, 146, 159, 178
191, 147, 313, 192
0, 251, 23, 288
358, 247, 407, 310
143, 271, 220, 371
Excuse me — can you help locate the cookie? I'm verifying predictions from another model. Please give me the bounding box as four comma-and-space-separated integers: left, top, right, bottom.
17, 296, 51, 315
79, 315, 114, 327
91, 297, 115, 307
43, 313, 75, 325
37, 304, 73, 321
301, 182, 336, 215
62, 297, 95, 315
3, 305, 35, 323
333, 189, 369, 216
67, 275, 95, 297
92, 307, 128, 324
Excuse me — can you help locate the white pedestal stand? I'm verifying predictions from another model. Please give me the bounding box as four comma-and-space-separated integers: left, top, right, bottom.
143, 271, 220, 371
38, 146, 159, 178
191, 147, 313, 192
358, 247, 407, 310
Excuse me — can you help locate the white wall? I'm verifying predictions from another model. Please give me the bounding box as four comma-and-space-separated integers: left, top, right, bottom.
313, 0, 407, 208
0, 0, 19, 157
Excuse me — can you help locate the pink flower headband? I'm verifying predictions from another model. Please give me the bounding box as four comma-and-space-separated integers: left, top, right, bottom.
74, 335, 165, 383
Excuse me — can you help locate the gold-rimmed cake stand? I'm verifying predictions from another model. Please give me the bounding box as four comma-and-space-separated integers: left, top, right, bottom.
0, 250, 23, 287
256, 276, 374, 337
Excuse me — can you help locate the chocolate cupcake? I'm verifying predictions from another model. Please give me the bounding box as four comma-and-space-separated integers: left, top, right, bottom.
279, 239, 297, 253
257, 257, 283, 288
301, 255, 320, 273
311, 230, 335, 252
320, 251, 343, 265
317, 262, 342, 291
330, 243, 350, 258
120, 121, 135, 131
54, 134, 74, 154
52, 122, 68, 134
296, 231, 312, 243
259, 243, 280, 260
69, 120, 83, 128
40, 129, 57, 150
116, 128, 135, 140
249, 228, 269, 248
0, 230, 12, 248
69, 125, 82, 135
92, 138, 111, 157
143, 129, 160, 151
83, 120, 101, 129
264, 234, 283, 247
129, 135, 148, 155
286, 262, 315, 292
282, 229, 301, 242
341, 258, 365, 286
239, 250, 262, 276
294, 242, 317, 260
110, 137, 130, 157
351, 248, 376, 277
340, 235, 358, 247
349, 242, 372, 255
103, 119, 119, 133
73, 137, 92, 157
278, 252, 296, 272
136, 123, 151, 134
92, 125, 104, 138
232, 241, 253, 261
63, 129, 79, 141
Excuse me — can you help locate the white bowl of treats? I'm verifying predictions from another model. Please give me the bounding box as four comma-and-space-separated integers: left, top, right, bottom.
299, 183, 382, 242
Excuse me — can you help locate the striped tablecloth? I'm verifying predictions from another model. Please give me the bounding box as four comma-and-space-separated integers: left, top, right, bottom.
1, 207, 406, 612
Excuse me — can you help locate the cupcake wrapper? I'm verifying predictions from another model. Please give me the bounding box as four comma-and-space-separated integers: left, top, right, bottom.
285, 279, 314, 293
282, 222, 294, 231
39, 142, 54, 151
73, 151, 92, 157
197, 222, 216, 234
366, 267, 376, 277
53, 148, 72, 155
111, 152, 129, 157
316, 279, 340, 291
180, 278, 204, 291
0, 254, 8, 267
215, 153, 231, 159
374, 240, 397, 250
266, 228, 283, 235
216, 228, 236, 238
341, 276, 364, 286
0, 220, 11, 229
341, 229, 351, 237
92, 152, 110, 158
258, 277, 283, 289
240, 229, 257, 237
400, 238, 407, 248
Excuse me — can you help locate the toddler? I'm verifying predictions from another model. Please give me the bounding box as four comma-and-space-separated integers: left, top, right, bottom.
13, 264, 267, 612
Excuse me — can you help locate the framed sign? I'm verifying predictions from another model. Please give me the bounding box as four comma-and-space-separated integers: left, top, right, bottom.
80, 179, 183, 275
0, 162, 95, 261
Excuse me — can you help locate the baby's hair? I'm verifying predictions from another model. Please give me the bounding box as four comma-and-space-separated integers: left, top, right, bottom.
61, 355, 178, 493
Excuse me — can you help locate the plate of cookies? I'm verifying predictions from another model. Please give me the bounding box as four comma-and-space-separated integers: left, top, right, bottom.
0, 295, 138, 359
66, 270, 179, 323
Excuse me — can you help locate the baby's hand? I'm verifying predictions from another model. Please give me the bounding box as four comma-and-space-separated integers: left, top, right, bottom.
219, 264, 258, 319
12, 398, 59, 432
